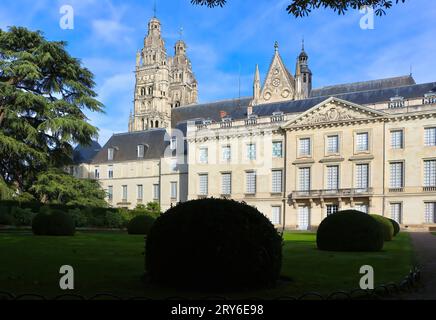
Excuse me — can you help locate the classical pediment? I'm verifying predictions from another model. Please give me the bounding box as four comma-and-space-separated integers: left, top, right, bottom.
283, 97, 387, 129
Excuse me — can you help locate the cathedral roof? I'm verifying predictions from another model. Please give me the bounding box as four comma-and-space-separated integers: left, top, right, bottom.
310, 75, 416, 98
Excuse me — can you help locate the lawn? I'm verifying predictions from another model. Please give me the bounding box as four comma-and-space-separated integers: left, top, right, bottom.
0, 231, 414, 299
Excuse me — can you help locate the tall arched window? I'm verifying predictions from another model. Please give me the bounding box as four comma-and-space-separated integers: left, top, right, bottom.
155, 120, 159, 128
141, 118, 145, 131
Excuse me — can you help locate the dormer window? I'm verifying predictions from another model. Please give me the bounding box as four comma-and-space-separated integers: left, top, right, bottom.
108, 148, 114, 161
389, 96, 405, 109
222, 117, 232, 122
170, 137, 177, 150
203, 119, 212, 125
137, 145, 145, 158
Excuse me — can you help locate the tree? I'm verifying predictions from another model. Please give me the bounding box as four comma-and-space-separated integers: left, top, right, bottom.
191, 0, 407, 17
31, 169, 107, 207
0, 27, 103, 195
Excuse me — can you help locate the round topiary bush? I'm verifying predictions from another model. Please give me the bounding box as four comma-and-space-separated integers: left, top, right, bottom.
145, 198, 283, 291
32, 212, 50, 235
32, 210, 75, 236
370, 215, 394, 241
389, 218, 400, 237
317, 210, 384, 252
127, 215, 155, 235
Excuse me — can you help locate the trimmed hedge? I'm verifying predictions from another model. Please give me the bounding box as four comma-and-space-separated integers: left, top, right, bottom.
317, 210, 384, 252
32, 210, 76, 236
146, 198, 283, 291
127, 215, 156, 235
389, 218, 401, 236
370, 215, 394, 241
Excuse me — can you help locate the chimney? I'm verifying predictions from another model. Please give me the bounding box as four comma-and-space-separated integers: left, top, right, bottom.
220, 110, 227, 119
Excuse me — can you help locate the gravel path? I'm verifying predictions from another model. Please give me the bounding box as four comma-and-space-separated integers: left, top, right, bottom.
402, 232, 436, 300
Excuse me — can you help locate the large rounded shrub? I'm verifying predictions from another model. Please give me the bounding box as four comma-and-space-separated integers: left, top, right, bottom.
127, 215, 155, 235
32, 210, 75, 236
145, 198, 283, 291
370, 215, 394, 241
389, 218, 401, 237
317, 210, 384, 252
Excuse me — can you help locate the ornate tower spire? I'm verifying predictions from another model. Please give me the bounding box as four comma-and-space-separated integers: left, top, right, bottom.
295, 38, 312, 100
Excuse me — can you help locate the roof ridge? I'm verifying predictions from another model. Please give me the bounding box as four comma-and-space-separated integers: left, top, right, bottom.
312, 75, 414, 91
177, 96, 252, 109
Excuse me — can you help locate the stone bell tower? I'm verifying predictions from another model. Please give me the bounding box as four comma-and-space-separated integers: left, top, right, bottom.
130, 16, 171, 132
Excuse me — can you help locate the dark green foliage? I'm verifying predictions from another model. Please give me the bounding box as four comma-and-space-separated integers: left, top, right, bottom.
32, 209, 75, 236
146, 198, 283, 291
31, 169, 107, 207
370, 215, 394, 241
69, 208, 88, 228
10, 207, 35, 226
105, 211, 124, 229
0, 205, 14, 225
127, 215, 156, 235
317, 210, 384, 252
191, 0, 407, 17
0, 27, 103, 198
131, 202, 161, 219
389, 218, 401, 236
31, 212, 51, 235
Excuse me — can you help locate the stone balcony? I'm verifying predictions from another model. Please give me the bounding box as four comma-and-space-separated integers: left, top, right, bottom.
289, 188, 374, 200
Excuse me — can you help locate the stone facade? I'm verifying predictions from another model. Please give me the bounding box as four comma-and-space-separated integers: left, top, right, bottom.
73, 15, 436, 228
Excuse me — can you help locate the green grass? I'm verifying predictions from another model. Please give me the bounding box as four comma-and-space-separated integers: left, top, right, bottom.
0, 231, 413, 299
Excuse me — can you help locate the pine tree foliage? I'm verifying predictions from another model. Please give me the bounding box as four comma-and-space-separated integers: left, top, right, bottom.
0, 27, 104, 194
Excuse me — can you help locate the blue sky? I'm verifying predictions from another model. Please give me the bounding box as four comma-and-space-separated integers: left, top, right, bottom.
1, 0, 435, 144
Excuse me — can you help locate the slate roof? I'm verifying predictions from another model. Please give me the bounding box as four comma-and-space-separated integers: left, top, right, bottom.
171, 81, 436, 125
310, 75, 416, 98
73, 141, 101, 164
92, 129, 171, 164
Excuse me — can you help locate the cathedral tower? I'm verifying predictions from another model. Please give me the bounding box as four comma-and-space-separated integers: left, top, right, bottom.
129, 17, 198, 132
168, 39, 198, 108
131, 16, 170, 131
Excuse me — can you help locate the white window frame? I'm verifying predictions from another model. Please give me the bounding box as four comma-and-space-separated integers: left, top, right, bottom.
137, 185, 143, 200
199, 174, 208, 196
108, 148, 114, 161
246, 171, 257, 194
424, 160, 436, 187
355, 163, 369, 189
272, 170, 283, 193
299, 138, 311, 157
221, 173, 232, 195
108, 166, 114, 179
137, 145, 145, 158
425, 127, 436, 146
327, 135, 339, 154
391, 130, 404, 149
247, 143, 256, 161
107, 186, 113, 201
390, 203, 402, 224
298, 167, 311, 192
326, 204, 339, 216
272, 141, 283, 158
170, 182, 178, 200
356, 132, 369, 152
153, 184, 160, 201
326, 165, 339, 190
390, 162, 404, 188
222, 145, 231, 162
122, 185, 128, 201
272, 206, 281, 225
425, 202, 436, 223
199, 147, 208, 164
